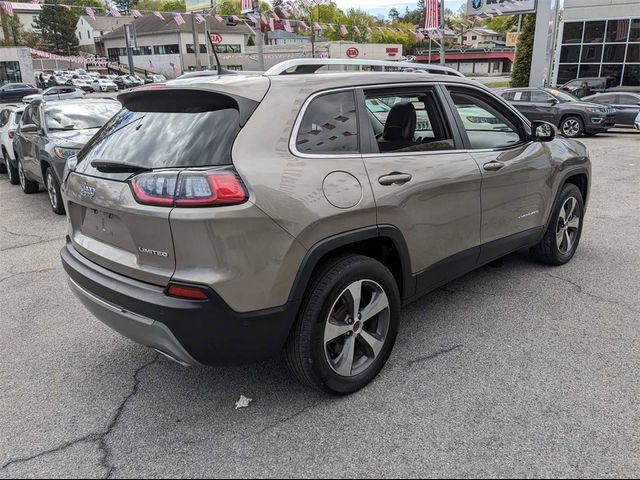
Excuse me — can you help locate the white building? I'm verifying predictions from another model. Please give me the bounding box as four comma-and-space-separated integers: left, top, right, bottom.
0, 2, 41, 41
76, 15, 134, 56
553, 0, 640, 87
101, 14, 253, 78
462, 27, 504, 48
0, 46, 35, 85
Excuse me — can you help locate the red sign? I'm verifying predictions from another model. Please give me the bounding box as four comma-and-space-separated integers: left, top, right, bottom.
209, 33, 223, 45
346, 47, 359, 58
386, 47, 399, 57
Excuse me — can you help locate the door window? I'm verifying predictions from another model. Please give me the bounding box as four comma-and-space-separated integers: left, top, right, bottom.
618, 94, 640, 105
363, 88, 455, 153
529, 90, 554, 103
295, 91, 359, 154
21, 106, 33, 126
0, 109, 8, 127
447, 87, 523, 150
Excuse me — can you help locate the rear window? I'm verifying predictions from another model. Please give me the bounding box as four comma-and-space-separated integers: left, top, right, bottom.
77, 91, 245, 170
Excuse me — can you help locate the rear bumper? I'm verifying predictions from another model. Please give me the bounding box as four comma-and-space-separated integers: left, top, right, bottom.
61, 241, 295, 365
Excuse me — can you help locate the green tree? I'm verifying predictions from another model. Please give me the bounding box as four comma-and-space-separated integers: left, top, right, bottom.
1, 11, 25, 46
511, 13, 535, 87
482, 15, 518, 35
388, 8, 400, 22
114, 0, 139, 15
35, 1, 80, 55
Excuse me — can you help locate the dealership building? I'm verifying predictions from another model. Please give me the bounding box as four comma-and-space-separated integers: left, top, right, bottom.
553, 0, 640, 87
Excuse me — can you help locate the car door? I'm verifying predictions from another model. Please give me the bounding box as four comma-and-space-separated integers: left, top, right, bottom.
509, 90, 543, 122
21, 104, 45, 182
443, 85, 553, 264
528, 89, 558, 124
613, 94, 640, 126
359, 84, 483, 294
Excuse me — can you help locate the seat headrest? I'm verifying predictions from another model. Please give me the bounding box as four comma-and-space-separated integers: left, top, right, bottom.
383, 103, 417, 141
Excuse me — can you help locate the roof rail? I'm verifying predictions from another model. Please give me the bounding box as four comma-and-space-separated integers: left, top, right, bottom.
264, 59, 465, 77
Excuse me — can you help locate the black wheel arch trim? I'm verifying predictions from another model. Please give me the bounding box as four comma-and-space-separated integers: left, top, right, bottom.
544, 166, 590, 232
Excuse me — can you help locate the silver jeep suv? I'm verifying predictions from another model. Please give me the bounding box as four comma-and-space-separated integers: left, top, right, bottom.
60, 60, 591, 395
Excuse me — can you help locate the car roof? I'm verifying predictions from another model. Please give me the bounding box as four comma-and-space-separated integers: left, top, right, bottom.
164, 71, 475, 103
42, 98, 119, 107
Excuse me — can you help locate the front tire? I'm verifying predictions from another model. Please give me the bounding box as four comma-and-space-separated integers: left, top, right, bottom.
18, 157, 39, 194
285, 255, 400, 395
532, 183, 584, 265
560, 116, 584, 138
45, 167, 65, 215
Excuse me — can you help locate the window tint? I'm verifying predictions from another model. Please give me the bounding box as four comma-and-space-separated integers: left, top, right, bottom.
530, 90, 554, 102
14, 111, 22, 125
21, 106, 33, 126
618, 94, 639, 105
296, 91, 359, 154
589, 94, 614, 104
448, 88, 522, 150
45, 102, 120, 131
501, 92, 515, 101
31, 105, 42, 128
0, 109, 8, 127
364, 89, 455, 153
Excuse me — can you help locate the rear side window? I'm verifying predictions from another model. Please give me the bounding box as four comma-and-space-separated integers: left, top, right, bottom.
77, 90, 246, 169
295, 91, 359, 154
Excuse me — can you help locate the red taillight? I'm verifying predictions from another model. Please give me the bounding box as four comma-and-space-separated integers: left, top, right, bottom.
166, 284, 209, 300
8, 130, 15, 139
130, 170, 247, 208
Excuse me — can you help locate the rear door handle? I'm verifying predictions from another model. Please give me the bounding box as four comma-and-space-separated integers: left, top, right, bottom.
378, 172, 413, 186
483, 161, 505, 172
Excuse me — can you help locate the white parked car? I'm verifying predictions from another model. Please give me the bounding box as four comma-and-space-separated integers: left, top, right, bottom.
23, 86, 86, 103
92, 78, 118, 92
0, 105, 24, 184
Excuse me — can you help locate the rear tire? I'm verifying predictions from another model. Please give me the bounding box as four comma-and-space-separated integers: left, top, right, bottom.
532, 183, 584, 265
18, 157, 39, 194
45, 167, 65, 215
560, 116, 584, 138
5, 151, 19, 185
0, 150, 6, 174
284, 254, 400, 395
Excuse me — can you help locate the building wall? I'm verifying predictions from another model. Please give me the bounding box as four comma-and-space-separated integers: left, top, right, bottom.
76, 17, 97, 47
553, 1, 640, 86
0, 47, 35, 85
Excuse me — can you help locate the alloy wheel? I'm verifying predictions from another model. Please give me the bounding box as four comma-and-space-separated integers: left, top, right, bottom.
562, 119, 581, 137
556, 196, 581, 255
324, 279, 390, 377
18, 160, 25, 189
46, 170, 58, 210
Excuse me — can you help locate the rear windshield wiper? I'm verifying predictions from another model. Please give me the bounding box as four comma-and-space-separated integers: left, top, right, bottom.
91, 161, 151, 174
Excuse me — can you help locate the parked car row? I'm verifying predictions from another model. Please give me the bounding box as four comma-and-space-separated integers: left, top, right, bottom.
498, 87, 640, 137
0, 98, 121, 214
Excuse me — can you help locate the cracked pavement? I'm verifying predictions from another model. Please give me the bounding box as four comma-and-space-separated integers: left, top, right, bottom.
0, 132, 638, 478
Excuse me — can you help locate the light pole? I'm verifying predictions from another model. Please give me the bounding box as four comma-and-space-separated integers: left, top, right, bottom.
439, 0, 446, 65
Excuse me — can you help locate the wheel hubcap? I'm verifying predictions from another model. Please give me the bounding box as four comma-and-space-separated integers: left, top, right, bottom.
562, 120, 580, 137
324, 279, 390, 377
47, 172, 57, 209
556, 197, 580, 255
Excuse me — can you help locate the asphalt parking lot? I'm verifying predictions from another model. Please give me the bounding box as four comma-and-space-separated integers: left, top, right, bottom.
0, 131, 638, 478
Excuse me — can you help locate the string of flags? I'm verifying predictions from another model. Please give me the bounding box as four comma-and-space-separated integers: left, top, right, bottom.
3, 0, 529, 42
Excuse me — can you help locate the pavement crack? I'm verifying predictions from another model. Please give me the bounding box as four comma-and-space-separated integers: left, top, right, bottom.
546, 273, 639, 314
0, 355, 159, 477
0, 267, 55, 285
249, 401, 324, 439
0, 236, 65, 252
406, 345, 463, 368
0, 226, 43, 241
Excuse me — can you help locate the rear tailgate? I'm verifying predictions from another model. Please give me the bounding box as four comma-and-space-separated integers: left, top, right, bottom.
65, 172, 176, 286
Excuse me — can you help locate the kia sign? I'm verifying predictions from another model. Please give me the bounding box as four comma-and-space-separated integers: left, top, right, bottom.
346, 48, 359, 58
209, 33, 223, 45
467, 0, 537, 17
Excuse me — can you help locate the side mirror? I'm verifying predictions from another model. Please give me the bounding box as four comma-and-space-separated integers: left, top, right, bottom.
20, 124, 39, 134
532, 121, 555, 142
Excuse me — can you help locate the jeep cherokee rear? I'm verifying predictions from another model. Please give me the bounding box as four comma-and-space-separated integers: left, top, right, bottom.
60, 63, 591, 395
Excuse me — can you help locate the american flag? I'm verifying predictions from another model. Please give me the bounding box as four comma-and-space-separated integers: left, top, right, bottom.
60, 4, 71, 10
214, 14, 224, 23
353, 25, 361, 35
110, 7, 121, 17
172, 12, 185, 26
240, 0, 253, 13
153, 11, 164, 21
131, 9, 142, 18
0, 1, 13, 16
284, 20, 293, 33
616, 19, 630, 41
194, 13, 205, 24
340, 25, 349, 36
85, 6, 95, 20
424, 0, 440, 30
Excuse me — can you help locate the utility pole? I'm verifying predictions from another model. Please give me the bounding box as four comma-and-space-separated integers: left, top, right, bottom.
191, 13, 201, 71
253, 0, 265, 71
123, 23, 135, 76
439, 0, 446, 65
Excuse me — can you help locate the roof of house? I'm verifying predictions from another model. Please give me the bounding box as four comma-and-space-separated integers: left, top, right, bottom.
267, 30, 311, 40
102, 13, 253, 40
9, 2, 42, 12
79, 15, 134, 32
468, 27, 502, 36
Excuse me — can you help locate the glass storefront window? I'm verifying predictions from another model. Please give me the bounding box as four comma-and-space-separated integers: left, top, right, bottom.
579, 64, 601, 77
606, 19, 630, 42
581, 45, 602, 63
0, 62, 22, 84
563, 22, 584, 44
600, 64, 624, 84
560, 45, 581, 63
558, 64, 579, 84
622, 64, 639, 86
627, 44, 640, 63
603, 44, 626, 63
630, 19, 640, 42
584, 21, 606, 43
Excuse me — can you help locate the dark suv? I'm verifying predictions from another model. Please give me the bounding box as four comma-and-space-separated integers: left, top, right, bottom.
13, 98, 121, 214
60, 60, 591, 395
0, 83, 39, 103
500, 87, 615, 138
